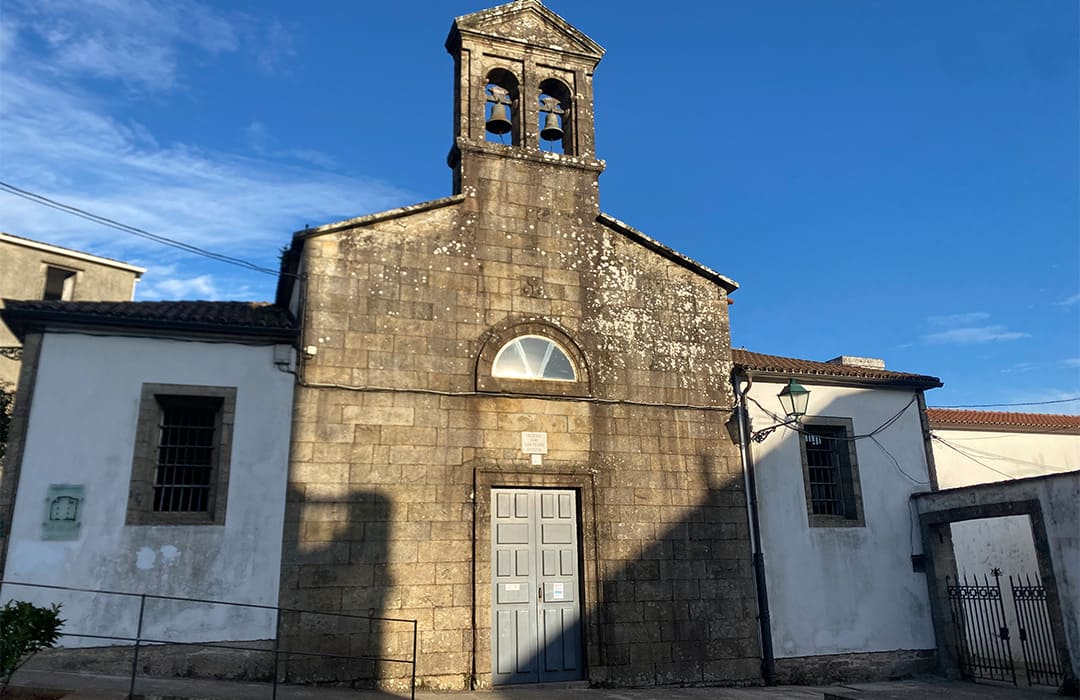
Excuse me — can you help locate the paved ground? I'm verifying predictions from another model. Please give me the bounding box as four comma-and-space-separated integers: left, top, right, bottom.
7, 669, 1063, 700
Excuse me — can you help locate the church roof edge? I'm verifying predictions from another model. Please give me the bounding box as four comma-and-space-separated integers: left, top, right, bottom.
597, 213, 739, 294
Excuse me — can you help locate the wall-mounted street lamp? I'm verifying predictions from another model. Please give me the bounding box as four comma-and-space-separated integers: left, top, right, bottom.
750, 378, 810, 443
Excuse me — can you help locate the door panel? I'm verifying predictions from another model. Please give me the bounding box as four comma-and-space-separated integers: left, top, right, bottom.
492, 488, 583, 684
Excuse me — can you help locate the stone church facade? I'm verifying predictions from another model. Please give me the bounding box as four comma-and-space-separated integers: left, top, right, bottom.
275, 0, 759, 690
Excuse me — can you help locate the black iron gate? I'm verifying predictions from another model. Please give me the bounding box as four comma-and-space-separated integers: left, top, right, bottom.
1010, 573, 1064, 687
946, 568, 1016, 685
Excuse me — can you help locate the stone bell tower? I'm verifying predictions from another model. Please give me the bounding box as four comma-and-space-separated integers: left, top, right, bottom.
445, 0, 606, 201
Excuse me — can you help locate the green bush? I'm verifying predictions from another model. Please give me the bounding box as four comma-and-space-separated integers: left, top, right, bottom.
0, 600, 64, 692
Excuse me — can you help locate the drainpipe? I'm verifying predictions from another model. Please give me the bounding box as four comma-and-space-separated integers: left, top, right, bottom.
731, 369, 777, 686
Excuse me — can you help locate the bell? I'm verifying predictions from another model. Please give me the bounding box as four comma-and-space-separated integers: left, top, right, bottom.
486, 103, 512, 135
540, 111, 563, 142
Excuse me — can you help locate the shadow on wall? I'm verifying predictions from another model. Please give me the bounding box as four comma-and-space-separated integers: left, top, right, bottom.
589, 459, 758, 686
278, 407, 761, 690
277, 486, 402, 687
492, 407, 761, 687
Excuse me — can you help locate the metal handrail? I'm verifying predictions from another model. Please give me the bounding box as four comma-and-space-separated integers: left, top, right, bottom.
0, 579, 418, 700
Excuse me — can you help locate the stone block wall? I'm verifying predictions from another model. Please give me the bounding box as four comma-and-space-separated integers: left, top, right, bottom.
278, 150, 757, 690
280, 390, 758, 689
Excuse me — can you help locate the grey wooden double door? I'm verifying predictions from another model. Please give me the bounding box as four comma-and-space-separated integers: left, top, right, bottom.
491, 489, 583, 684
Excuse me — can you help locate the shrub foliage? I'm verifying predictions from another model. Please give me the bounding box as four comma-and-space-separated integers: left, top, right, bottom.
0, 600, 64, 691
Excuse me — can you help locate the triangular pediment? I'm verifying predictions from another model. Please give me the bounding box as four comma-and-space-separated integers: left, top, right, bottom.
453, 0, 604, 59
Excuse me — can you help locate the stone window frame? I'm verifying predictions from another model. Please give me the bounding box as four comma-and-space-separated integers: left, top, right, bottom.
476, 321, 590, 397
126, 383, 236, 526
797, 416, 866, 528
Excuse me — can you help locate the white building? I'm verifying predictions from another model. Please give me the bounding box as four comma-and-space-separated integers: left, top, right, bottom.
926, 408, 1080, 681
0, 300, 297, 647
929, 408, 1080, 582
732, 349, 943, 684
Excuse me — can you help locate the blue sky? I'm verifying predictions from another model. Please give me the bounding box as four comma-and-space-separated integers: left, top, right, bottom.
0, 0, 1077, 410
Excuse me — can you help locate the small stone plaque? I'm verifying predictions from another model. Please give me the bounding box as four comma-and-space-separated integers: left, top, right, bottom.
521, 431, 548, 454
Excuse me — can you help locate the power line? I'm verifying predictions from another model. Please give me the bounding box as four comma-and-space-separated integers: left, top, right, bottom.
930, 434, 1018, 481
747, 392, 918, 442
0, 180, 281, 276
932, 397, 1080, 409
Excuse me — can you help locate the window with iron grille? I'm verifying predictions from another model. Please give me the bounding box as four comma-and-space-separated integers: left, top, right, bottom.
154, 395, 220, 512
799, 419, 864, 527
127, 384, 235, 525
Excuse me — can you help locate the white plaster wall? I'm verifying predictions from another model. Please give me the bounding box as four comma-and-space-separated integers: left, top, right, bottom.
932, 428, 1080, 489
1, 332, 294, 645
748, 381, 936, 658
951, 515, 1039, 668
951, 516, 1039, 580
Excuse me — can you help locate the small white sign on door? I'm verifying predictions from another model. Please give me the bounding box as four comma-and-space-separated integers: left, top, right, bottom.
552, 582, 565, 600
521, 431, 548, 454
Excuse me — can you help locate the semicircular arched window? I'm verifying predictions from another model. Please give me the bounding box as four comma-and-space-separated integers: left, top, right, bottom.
491, 335, 576, 382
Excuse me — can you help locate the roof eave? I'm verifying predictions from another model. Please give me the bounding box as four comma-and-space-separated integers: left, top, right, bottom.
597, 213, 739, 293
294, 194, 465, 240
1, 308, 298, 344
928, 420, 1080, 435
734, 365, 943, 391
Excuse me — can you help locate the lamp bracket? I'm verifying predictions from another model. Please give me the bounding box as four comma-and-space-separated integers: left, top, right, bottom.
750, 417, 799, 443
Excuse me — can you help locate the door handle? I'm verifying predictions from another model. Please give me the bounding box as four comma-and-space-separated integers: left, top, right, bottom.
538, 586, 543, 603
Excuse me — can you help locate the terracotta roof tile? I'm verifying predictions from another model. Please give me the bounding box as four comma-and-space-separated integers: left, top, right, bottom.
731, 348, 942, 388
1, 300, 297, 339
927, 408, 1080, 432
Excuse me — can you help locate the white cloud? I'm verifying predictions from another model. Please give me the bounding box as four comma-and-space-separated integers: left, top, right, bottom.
927, 311, 990, 326
9, 0, 245, 90
253, 20, 295, 74
246, 121, 337, 169
140, 273, 219, 300
922, 311, 1028, 345
0, 6, 410, 302
922, 326, 1030, 344
1000, 362, 1037, 374
1064, 358, 1080, 368
1057, 292, 1080, 307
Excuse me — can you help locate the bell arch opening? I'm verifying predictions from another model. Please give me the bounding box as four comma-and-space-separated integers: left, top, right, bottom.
538, 78, 572, 154
485, 68, 521, 146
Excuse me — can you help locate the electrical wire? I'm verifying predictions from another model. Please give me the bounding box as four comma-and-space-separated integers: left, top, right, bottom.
0, 180, 282, 276
869, 434, 928, 485
932, 397, 1080, 408
746, 392, 919, 442
930, 434, 1018, 480
929, 433, 1073, 471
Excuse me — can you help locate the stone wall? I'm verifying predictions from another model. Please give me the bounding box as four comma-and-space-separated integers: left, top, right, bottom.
279, 146, 757, 689
774, 649, 936, 685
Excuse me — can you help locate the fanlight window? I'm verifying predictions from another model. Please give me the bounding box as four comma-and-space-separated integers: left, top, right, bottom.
492, 335, 576, 382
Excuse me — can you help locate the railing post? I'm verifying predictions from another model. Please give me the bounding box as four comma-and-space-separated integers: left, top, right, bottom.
272, 606, 283, 700
411, 619, 417, 700
129, 594, 146, 700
